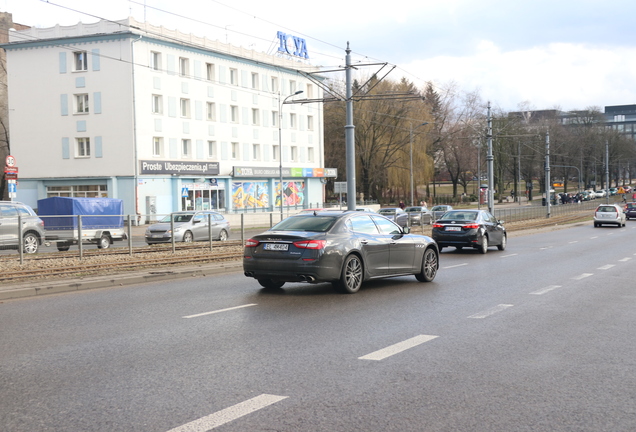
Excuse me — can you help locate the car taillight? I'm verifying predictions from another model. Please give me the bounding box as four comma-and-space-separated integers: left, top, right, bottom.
245, 239, 259, 247
293, 240, 326, 249
464, 224, 480, 229
432, 223, 444, 228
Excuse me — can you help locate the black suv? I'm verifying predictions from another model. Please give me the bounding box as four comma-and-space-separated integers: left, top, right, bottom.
0, 201, 45, 253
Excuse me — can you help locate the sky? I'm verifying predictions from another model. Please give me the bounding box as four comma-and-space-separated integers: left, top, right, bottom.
3, 0, 636, 113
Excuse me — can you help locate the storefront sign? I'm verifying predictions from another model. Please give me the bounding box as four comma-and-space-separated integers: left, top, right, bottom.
233, 166, 337, 178
140, 160, 219, 175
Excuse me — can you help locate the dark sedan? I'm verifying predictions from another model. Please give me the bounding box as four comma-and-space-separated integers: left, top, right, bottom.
625, 202, 636, 220
432, 209, 506, 254
243, 210, 439, 293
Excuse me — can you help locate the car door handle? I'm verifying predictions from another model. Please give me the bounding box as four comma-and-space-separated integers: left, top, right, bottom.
360, 239, 369, 244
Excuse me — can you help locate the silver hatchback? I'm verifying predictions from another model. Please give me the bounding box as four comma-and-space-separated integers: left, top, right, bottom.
593, 204, 626, 228
0, 201, 45, 253
145, 211, 230, 244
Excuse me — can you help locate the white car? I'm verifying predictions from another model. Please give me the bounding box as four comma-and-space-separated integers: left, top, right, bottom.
593, 204, 626, 228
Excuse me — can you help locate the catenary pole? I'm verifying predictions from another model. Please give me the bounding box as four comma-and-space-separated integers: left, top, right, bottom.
345, 43, 356, 210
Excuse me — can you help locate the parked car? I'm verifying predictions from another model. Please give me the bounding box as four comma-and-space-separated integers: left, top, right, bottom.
594, 190, 606, 198
404, 206, 432, 225
355, 207, 375, 213
0, 201, 45, 254
625, 202, 636, 220
377, 207, 408, 227
432, 209, 506, 254
430, 205, 453, 221
145, 211, 230, 244
243, 210, 439, 293
609, 187, 618, 196
593, 204, 626, 228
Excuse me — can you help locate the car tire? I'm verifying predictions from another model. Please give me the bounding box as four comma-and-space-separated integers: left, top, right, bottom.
594, 223, 599, 228
97, 234, 110, 249
415, 247, 438, 282
57, 242, 71, 252
479, 235, 488, 254
183, 231, 193, 242
334, 254, 363, 294
497, 234, 507, 251
257, 279, 285, 289
23, 233, 39, 254
217, 229, 228, 241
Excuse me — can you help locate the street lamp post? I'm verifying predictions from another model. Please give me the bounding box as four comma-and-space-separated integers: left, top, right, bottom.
410, 122, 429, 206
279, 90, 303, 220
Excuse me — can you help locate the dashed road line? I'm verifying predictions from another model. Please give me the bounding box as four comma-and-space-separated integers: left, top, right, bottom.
359, 335, 438, 361
468, 304, 513, 319
500, 253, 518, 258
598, 264, 615, 270
572, 273, 593, 280
530, 285, 561, 295
166, 394, 288, 432
443, 263, 468, 269
619, 257, 632, 262
183, 304, 257, 319
590, 236, 598, 239
568, 241, 579, 244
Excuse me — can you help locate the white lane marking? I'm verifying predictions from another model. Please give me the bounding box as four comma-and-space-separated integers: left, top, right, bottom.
572, 273, 593, 280
500, 253, 518, 258
530, 285, 561, 295
598, 264, 615, 270
607, 232, 615, 235
166, 394, 288, 432
468, 304, 513, 319
568, 241, 579, 244
619, 257, 632, 262
443, 263, 468, 269
540, 246, 554, 250
183, 304, 257, 319
359, 335, 438, 361
590, 236, 598, 239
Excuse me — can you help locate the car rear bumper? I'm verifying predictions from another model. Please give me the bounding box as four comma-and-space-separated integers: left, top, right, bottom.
243, 257, 341, 283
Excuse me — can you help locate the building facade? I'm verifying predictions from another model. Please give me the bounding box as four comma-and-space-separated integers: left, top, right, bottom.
3, 18, 334, 218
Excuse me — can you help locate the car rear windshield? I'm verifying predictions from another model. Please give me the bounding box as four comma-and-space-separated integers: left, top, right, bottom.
597, 206, 617, 212
272, 216, 337, 232
160, 214, 193, 223
439, 211, 477, 221
626, 203, 636, 209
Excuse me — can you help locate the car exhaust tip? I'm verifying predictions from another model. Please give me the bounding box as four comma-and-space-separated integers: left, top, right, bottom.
244, 271, 254, 277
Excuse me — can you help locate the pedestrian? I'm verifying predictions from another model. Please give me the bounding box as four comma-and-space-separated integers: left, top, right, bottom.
622, 194, 627, 203
399, 201, 405, 210
420, 200, 427, 208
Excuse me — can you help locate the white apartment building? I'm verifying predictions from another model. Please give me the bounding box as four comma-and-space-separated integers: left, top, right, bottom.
3, 17, 334, 218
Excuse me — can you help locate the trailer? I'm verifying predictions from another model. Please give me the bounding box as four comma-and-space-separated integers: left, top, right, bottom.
37, 197, 127, 251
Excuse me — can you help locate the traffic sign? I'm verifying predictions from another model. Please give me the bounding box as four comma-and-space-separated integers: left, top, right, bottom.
5, 155, 16, 167
4, 166, 18, 174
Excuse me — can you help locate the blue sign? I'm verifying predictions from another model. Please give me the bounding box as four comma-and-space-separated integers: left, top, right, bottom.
277, 31, 309, 59
8, 181, 16, 193
181, 187, 189, 197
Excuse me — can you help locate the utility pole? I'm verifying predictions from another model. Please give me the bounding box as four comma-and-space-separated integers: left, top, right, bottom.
545, 131, 551, 218
344, 42, 356, 211
486, 102, 494, 214
605, 140, 610, 204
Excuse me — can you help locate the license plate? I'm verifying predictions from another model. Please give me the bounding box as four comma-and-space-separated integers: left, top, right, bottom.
446, 226, 461, 231
264, 243, 289, 251
152, 234, 163, 238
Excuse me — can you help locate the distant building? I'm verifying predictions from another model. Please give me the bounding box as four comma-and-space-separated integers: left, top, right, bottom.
2, 17, 334, 218
604, 104, 636, 141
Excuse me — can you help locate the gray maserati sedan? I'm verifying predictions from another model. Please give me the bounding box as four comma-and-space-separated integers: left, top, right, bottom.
243, 210, 439, 293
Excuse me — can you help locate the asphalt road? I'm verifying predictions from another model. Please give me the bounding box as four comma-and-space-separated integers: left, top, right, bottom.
1, 222, 635, 431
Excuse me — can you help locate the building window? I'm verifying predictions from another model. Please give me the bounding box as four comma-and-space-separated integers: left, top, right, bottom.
152, 94, 163, 114
182, 139, 191, 157
207, 140, 217, 158
180, 98, 190, 118
308, 147, 315, 162
289, 80, 296, 94
615, 114, 626, 122
307, 115, 314, 130
73, 51, 88, 71
273, 144, 280, 161
74, 94, 89, 114
230, 68, 238, 85
251, 72, 259, 89
252, 108, 260, 126
47, 184, 107, 198
179, 57, 189, 77
271, 76, 279, 93
231, 142, 239, 159
252, 143, 261, 160
230, 105, 239, 123
290, 146, 298, 162
306, 83, 314, 99
290, 113, 297, 129
153, 137, 163, 157
76, 138, 90, 158
206, 63, 215, 81
272, 111, 279, 127
151, 51, 161, 71
207, 102, 216, 121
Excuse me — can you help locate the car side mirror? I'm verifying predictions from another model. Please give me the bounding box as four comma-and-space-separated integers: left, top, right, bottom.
498, 220, 505, 225
403, 226, 411, 234
192, 219, 201, 224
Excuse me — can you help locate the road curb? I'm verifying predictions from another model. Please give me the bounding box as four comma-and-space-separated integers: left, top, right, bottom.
0, 261, 243, 301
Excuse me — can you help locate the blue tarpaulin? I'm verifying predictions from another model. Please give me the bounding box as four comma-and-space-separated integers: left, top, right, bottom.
37, 197, 124, 230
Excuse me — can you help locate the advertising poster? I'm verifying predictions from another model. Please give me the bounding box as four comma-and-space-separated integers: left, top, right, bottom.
232, 181, 269, 209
